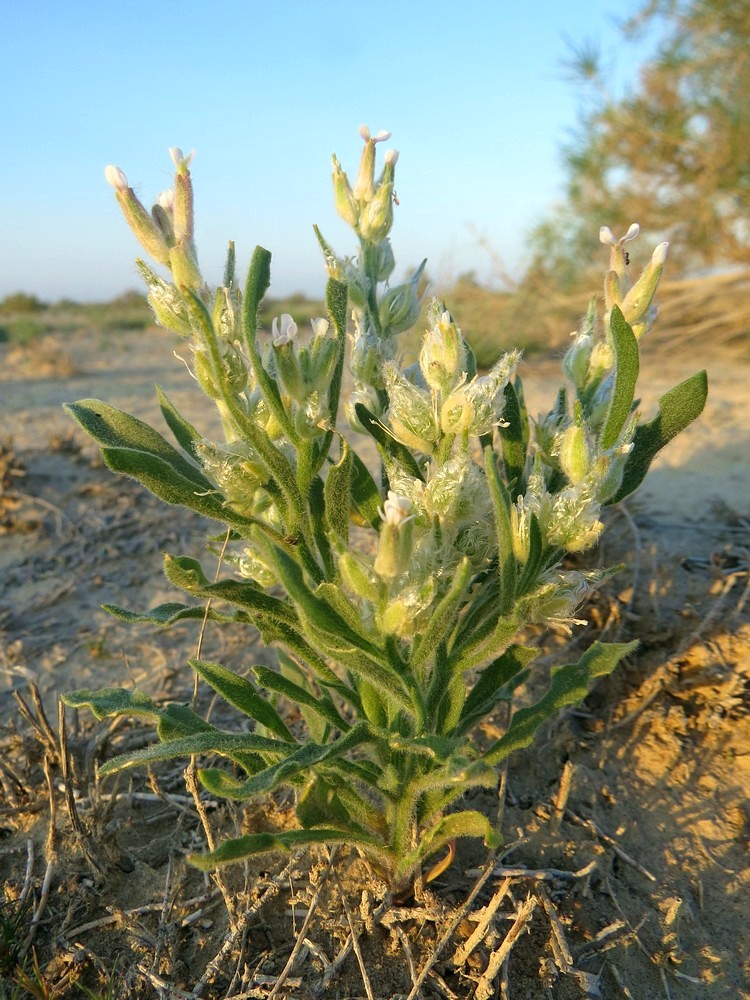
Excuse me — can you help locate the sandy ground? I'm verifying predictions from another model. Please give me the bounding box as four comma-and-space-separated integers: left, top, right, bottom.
0, 326, 748, 998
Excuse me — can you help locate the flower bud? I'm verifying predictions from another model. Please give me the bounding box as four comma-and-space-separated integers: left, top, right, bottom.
169, 241, 202, 290
106, 169, 171, 267
345, 384, 383, 434
559, 424, 592, 485
563, 332, 593, 391
379, 260, 426, 335
620, 242, 669, 333
419, 306, 467, 393
373, 239, 396, 282
352, 126, 391, 203
331, 154, 359, 228
359, 180, 394, 243
374, 493, 414, 579
136, 260, 193, 336
384, 363, 439, 453
104, 165, 129, 192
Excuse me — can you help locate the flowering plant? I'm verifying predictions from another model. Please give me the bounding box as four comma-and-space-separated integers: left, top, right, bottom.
64, 130, 706, 891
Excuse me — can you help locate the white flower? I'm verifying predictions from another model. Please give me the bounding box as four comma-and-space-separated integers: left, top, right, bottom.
358, 125, 392, 143
169, 147, 195, 170
271, 313, 298, 346
157, 189, 175, 212
310, 317, 330, 338
104, 165, 128, 191
599, 223, 639, 247
380, 491, 413, 526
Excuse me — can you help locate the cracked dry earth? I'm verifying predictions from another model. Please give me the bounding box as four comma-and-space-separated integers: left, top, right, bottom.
0, 326, 748, 998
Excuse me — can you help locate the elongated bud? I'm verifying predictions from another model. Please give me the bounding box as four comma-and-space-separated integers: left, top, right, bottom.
332, 154, 359, 228
352, 126, 391, 203
420, 305, 467, 393
104, 165, 129, 191
374, 492, 414, 579
359, 180, 394, 243
559, 424, 592, 485
171, 148, 195, 244
106, 167, 171, 267
563, 332, 593, 391
620, 242, 669, 332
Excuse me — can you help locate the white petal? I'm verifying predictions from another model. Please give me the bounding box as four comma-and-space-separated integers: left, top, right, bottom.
104, 164, 128, 191
623, 223, 640, 242
358, 124, 371, 142
651, 242, 669, 265
599, 226, 616, 246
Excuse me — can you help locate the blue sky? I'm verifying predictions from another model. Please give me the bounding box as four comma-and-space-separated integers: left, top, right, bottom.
1, 1, 653, 302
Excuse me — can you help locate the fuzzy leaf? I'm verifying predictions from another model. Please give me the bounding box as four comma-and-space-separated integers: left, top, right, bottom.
253, 664, 350, 733
413, 558, 471, 676
62, 687, 160, 722
610, 369, 708, 503
350, 451, 383, 529
102, 601, 248, 626
455, 644, 538, 736
64, 399, 211, 488
188, 827, 385, 870
485, 448, 516, 616
396, 810, 500, 880
98, 730, 292, 777
198, 723, 382, 800
501, 380, 526, 490
99, 445, 248, 526
354, 402, 425, 482
189, 660, 296, 742
600, 306, 640, 450
163, 554, 296, 624
156, 385, 204, 462
484, 640, 638, 765
324, 439, 353, 544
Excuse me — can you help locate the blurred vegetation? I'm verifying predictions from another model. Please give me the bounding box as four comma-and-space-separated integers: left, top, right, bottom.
527, 0, 750, 292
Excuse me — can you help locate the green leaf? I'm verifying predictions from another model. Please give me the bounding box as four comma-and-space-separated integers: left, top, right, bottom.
98, 445, 249, 527
500, 381, 527, 491
163, 555, 296, 624
240, 247, 296, 443
198, 723, 382, 800
99, 730, 292, 777
452, 614, 521, 674
102, 601, 248, 626
64, 400, 212, 488
324, 439, 353, 545
485, 448, 516, 615
324, 278, 348, 432
354, 402, 425, 482
610, 369, 708, 504
455, 645, 537, 736
395, 810, 500, 881
599, 306, 640, 449
189, 660, 296, 742
414, 557, 471, 676
62, 687, 161, 722
156, 385, 204, 462
188, 827, 386, 870
516, 513, 544, 596
484, 640, 638, 765
254, 664, 350, 733
350, 450, 383, 529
